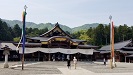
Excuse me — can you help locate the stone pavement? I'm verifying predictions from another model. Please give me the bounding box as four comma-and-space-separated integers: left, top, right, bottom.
0, 61, 133, 75
82, 61, 133, 73
58, 67, 133, 75
58, 67, 93, 75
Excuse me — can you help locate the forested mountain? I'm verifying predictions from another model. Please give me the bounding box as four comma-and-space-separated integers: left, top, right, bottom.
1, 19, 133, 46
2, 19, 72, 33
2, 19, 100, 33
72, 23, 100, 32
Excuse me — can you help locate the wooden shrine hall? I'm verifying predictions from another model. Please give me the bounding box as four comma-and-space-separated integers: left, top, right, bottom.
12, 22, 99, 61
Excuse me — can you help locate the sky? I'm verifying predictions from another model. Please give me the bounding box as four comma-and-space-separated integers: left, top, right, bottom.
0, 0, 133, 28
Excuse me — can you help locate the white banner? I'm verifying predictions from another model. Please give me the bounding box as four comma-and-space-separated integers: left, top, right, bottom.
19, 48, 93, 55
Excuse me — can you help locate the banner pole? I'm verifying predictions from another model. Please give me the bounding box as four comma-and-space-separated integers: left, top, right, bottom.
22, 5, 27, 70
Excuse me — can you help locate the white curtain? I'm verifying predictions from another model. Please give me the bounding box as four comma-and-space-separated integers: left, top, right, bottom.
19, 48, 94, 55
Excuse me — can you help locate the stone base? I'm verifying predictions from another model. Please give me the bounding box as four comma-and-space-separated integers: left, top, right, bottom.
4, 63, 9, 68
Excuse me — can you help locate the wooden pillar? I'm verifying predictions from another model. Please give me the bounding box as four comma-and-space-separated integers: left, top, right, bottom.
38, 51, 40, 61
129, 58, 130, 63
48, 41, 51, 61
124, 53, 127, 63
118, 55, 120, 62
125, 56, 126, 63
49, 53, 51, 61
77, 53, 79, 61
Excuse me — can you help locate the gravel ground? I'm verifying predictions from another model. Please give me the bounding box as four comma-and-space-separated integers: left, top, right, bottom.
0, 61, 133, 75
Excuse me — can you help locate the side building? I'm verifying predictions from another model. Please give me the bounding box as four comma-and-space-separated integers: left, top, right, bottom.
0, 42, 19, 61
99, 40, 133, 63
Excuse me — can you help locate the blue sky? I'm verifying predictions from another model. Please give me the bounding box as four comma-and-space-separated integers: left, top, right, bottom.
0, 0, 133, 28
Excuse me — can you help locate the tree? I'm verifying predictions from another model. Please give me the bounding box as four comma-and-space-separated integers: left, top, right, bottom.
65, 31, 70, 35
0, 19, 13, 41
79, 33, 92, 44
39, 28, 48, 35
117, 25, 128, 41
93, 24, 105, 46
26, 27, 32, 34
86, 27, 95, 44
13, 37, 20, 42
13, 24, 22, 37
104, 25, 110, 45
71, 31, 81, 39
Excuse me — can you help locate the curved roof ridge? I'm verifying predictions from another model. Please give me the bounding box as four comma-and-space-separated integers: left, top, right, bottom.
47, 36, 74, 42
40, 22, 72, 38
40, 23, 58, 37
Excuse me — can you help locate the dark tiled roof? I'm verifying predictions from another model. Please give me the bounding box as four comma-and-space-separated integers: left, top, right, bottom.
78, 45, 99, 48
14, 43, 42, 46
100, 50, 111, 54
120, 50, 133, 54
71, 39, 86, 42
99, 40, 131, 50
93, 50, 100, 52
126, 54, 133, 57
122, 47, 133, 50
47, 36, 76, 42
0, 43, 16, 50
28, 36, 78, 43
28, 37, 49, 41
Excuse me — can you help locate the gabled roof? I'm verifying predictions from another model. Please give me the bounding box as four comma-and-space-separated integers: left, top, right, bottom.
78, 45, 99, 48
118, 50, 133, 54
0, 43, 16, 50
28, 36, 75, 42
71, 39, 86, 43
126, 54, 133, 57
122, 47, 133, 50
99, 40, 132, 51
40, 22, 72, 38
14, 43, 42, 47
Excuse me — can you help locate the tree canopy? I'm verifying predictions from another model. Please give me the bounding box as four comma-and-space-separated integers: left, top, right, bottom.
71, 24, 133, 46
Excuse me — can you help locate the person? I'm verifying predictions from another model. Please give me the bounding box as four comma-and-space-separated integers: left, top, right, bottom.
73, 57, 77, 69
103, 58, 106, 66
67, 55, 70, 60
52, 54, 55, 61
67, 59, 71, 69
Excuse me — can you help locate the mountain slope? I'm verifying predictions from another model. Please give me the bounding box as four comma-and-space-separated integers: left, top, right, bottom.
72, 23, 99, 32
2, 19, 100, 33
2, 19, 72, 32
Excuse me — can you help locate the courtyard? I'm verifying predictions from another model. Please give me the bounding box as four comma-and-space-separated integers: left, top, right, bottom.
0, 61, 133, 75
